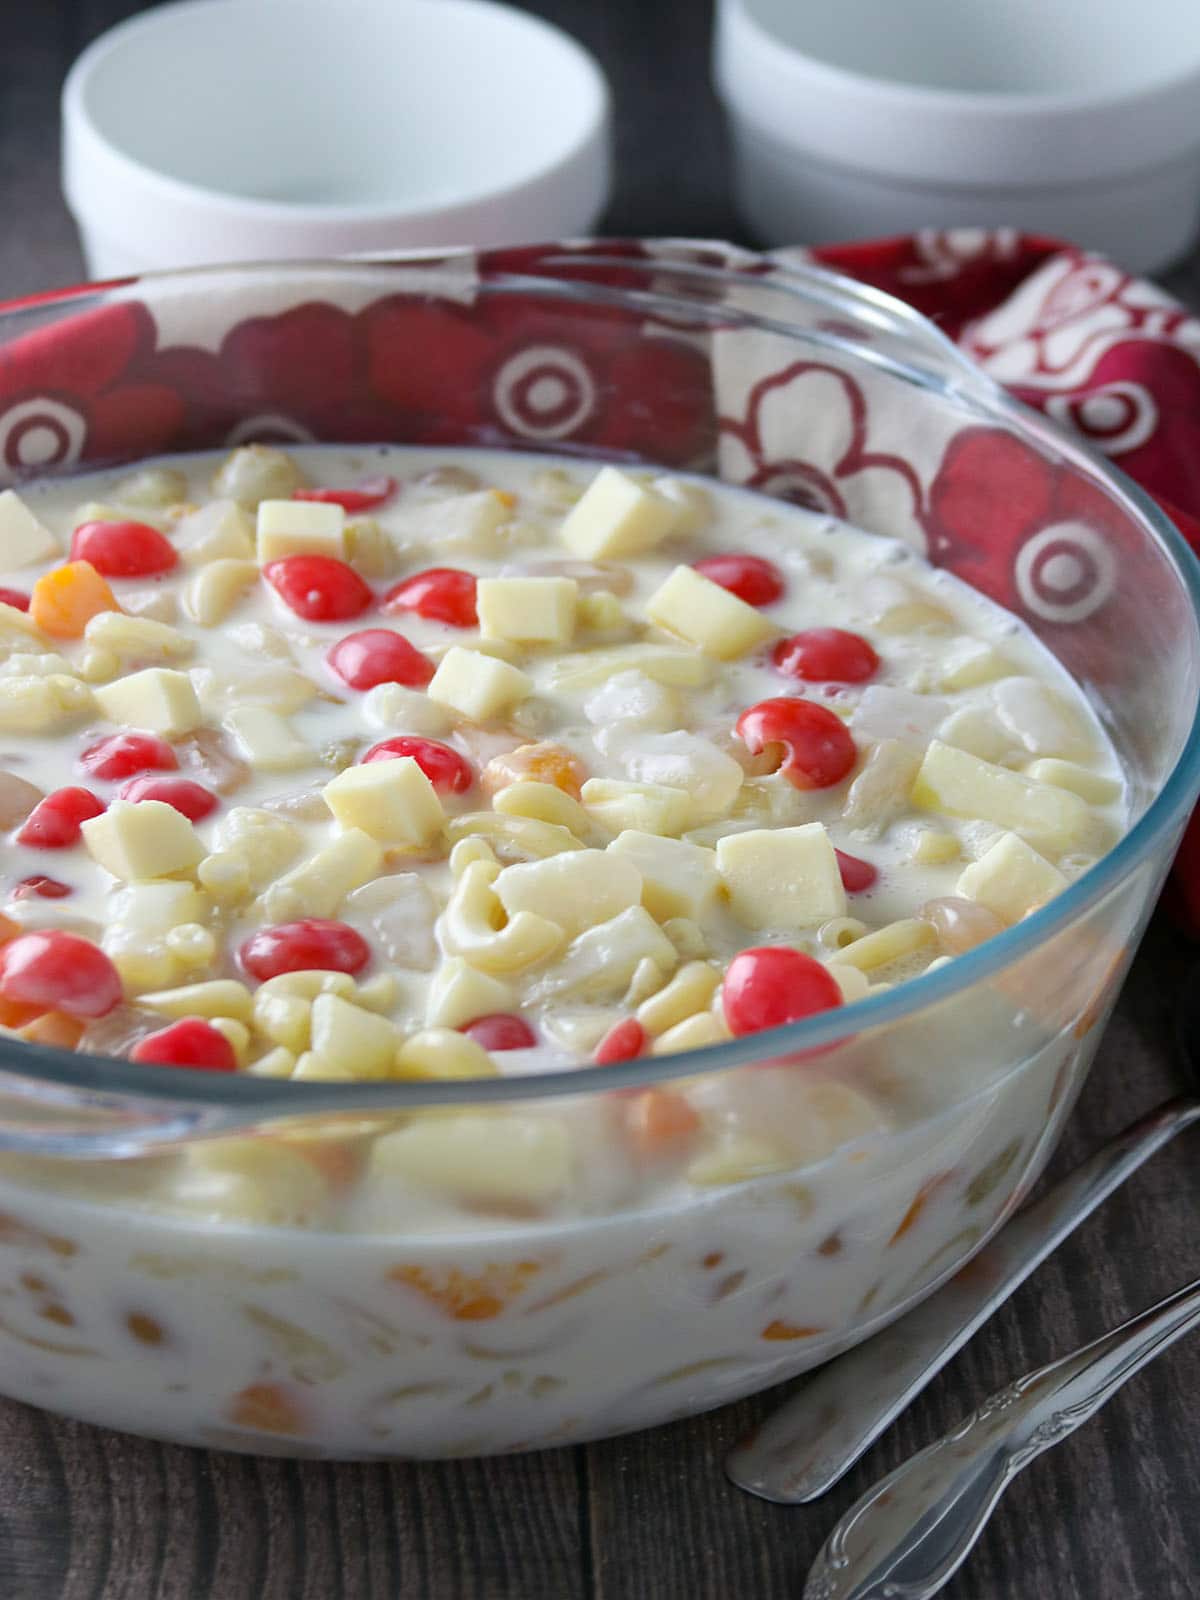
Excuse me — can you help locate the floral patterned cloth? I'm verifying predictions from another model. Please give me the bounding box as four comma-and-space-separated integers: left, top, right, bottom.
1, 231, 1198, 925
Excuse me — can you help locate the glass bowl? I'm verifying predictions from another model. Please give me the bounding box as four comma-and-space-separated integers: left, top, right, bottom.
0, 241, 1196, 1459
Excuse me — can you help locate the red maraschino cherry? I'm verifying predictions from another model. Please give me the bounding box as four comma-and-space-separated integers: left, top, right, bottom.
131, 1018, 237, 1071
461, 1013, 537, 1051
722, 947, 843, 1037
70, 520, 178, 577
693, 553, 785, 607
383, 567, 478, 627
264, 556, 373, 622
15, 787, 105, 848
0, 930, 122, 1019
773, 628, 879, 684
293, 475, 396, 513
327, 628, 433, 690
117, 775, 219, 822
735, 697, 857, 789
360, 736, 473, 793
240, 919, 370, 982
79, 732, 177, 781
593, 1017, 648, 1064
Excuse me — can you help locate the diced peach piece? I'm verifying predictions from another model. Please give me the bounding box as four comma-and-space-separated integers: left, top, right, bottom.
0, 912, 20, 944
626, 1088, 700, 1154
388, 1260, 542, 1321
30, 562, 120, 638
18, 1012, 85, 1049
0, 996, 44, 1028
482, 741, 588, 799
226, 1381, 310, 1436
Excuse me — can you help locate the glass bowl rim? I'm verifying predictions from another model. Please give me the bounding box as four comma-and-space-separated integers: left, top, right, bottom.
0, 246, 1197, 1128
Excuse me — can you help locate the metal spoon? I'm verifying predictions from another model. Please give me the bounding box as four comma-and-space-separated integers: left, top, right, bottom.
803, 1272, 1200, 1599
726, 1093, 1200, 1503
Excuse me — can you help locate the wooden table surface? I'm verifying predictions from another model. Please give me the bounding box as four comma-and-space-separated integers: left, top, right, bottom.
4, 3, 1200, 1596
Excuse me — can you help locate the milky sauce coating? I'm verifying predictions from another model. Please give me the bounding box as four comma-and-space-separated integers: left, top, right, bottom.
0, 445, 1130, 1456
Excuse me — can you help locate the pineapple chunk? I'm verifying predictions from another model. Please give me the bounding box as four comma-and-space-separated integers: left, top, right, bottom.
393, 1029, 498, 1081
322, 757, 445, 848
362, 682, 451, 735
94, 667, 201, 736
1024, 758, 1121, 805
424, 957, 515, 1029
993, 677, 1094, 760
492, 849, 642, 941
580, 778, 690, 836
912, 739, 1091, 857
84, 611, 193, 662
645, 565, 775, 659
140, 979, 253, 1022
716, 823, 847, 929
937, 640, 1014, 690
223, 705, 315, 771
550, 644, 712, 691
174, 499, 255, 564
533, 905, 678, 1000
427, 647, 532, 720
0, 490, 58, 568
956, 831, 1068, 925
0, 673, 92, 733
182, 558, 260, 626
256, 498, 346, 562
369, 1114, 568, 1204
477, 576, 578, 645
559, 466, 682, 559
308, 992, 398, 1078
105, 881, 209, 937
255, 828, 383, 921
910, 827, 960, 865
608, 831, 721, 921
81, 799, 204, 880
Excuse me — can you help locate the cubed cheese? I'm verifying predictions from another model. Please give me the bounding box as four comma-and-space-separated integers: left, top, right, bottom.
559, 466, 682, 559
427, 646, 532, 720
424, 957, 515, 1029
256, 498, 347, 562
94, 667, 201, 736
223, 705, 315, 770
477, 576, 578, 644
81, 799, 204, 880
309, 992, 398, 1078
0, 490, 59, 569
716, 823, 847, 928
956, 831, 1068, 924
580, 777, 690, 836
322, 757, 445, 847
608, 831, 721, 921
912, 739, 1091, 857
645, 565, 775, 659
493, 849, 642, 941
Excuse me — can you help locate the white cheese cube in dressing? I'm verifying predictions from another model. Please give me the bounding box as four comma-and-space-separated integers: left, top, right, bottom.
477, 576, 578, 645
956, 831, 1068, 924
559, 466, 682, 559
427, 646, 532, 720
716, 823, 847, 929
309, 993, 397, 1078
608, 830, 721, 921
223, 705, 315, 771
493, 849, 642, 941
0, 490, 59, 568
912, 739, 1091, 857
81, 799, 204, 880
645, 565, 775, 659
256, 498, 347, 562
425, 957, 515, 1029
322, 757, 445, 847
580, 778, 690, 836
93, 667, 201, 736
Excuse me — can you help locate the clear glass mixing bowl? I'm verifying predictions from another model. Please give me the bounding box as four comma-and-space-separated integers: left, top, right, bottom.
0, 241, 1195, 1458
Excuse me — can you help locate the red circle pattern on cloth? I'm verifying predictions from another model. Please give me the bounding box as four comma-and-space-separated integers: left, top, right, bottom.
3, 233, 1200, 920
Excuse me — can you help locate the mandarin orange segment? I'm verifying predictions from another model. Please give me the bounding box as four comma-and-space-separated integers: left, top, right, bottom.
626, 1089, 700, 1154
0, 996, 45, 1029
388, 1260, 541, 1321
29, 561, 120, 638
18, 1011, 85, 1049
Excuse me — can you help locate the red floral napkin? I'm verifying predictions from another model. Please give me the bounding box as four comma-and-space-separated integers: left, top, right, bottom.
804, 230, 1200, 930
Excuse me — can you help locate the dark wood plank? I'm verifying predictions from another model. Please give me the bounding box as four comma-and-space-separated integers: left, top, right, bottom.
1, 2, 1200, 1597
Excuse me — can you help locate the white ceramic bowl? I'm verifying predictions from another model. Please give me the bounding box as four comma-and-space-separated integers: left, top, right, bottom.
62, 0, 611, 277
714, 0, 1200, 273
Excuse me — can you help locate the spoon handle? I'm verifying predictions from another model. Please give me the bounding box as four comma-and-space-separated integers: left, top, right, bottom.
727, 1095, 1200, 1504
805, 1273, 1200, 1600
